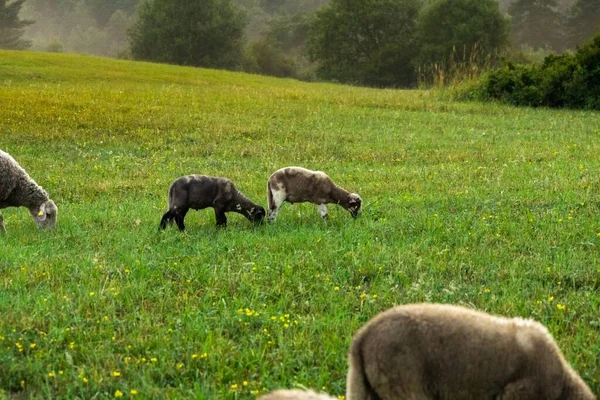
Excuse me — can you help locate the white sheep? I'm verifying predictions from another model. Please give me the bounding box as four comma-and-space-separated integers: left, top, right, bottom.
258, 389, 336, 400
346, 303, 595, 400
266, 166, 362, 222
0, 150, 58, 232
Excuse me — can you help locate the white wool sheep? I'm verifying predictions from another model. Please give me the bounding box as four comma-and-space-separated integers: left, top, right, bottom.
0, 150, 58, 232
346, 303, 595, 400
266, 166, 361, 222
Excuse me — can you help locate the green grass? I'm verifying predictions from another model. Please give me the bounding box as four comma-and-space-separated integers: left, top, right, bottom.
0, 50, 599, 399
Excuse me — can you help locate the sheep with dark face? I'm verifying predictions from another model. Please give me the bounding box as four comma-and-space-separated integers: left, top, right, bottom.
346, 303, 595, 400
267, 167, 362, 222
0, 150, 58, 232
258, 389, 336, 400
159, 175, 265, 230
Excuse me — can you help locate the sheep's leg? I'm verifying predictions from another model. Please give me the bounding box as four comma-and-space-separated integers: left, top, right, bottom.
268, 188, 286, 222
174, 208, 188, 231
317, 204, 328, 220
214, 208, 227, 228
0, 214, 4, 233
346, 356, 369, 400
159, 210, 175, 230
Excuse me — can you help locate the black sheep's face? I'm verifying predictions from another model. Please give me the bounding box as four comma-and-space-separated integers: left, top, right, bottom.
247, 206, 266, 223
348, 194, 362, 219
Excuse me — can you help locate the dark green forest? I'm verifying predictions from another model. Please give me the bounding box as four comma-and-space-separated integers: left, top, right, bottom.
3, 0, 600, 87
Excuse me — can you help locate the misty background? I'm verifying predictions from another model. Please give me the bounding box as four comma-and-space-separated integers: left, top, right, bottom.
19, 0, 589, 57
19, 0, 330, 57
7, 0, 598, 89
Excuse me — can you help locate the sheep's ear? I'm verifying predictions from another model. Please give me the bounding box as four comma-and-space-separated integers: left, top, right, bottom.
33, 207, 47, 221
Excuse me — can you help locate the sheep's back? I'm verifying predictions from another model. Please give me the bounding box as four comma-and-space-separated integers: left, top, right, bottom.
270, 167, 333, 203
168, 175, 234, 210
0, 151, 27, 204
357, 304, 533, 399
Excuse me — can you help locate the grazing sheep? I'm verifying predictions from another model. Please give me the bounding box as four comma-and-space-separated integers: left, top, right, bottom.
258, 389, 336, 400
347, 303, 595, 400
0, 150, 58, 231
267, 166, 362, 222
159, 175, 265, 230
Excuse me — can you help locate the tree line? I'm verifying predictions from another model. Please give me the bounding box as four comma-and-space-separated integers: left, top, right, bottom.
1, 0, 599, 88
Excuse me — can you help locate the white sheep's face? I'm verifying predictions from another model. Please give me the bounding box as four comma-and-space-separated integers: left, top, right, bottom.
31, 200, 58, 229
348, 193, 362, 218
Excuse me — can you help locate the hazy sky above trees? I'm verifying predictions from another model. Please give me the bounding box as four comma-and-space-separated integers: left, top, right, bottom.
4, 0, 598, 87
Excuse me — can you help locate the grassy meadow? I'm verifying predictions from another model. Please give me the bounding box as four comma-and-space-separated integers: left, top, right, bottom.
0, 50, 599, 399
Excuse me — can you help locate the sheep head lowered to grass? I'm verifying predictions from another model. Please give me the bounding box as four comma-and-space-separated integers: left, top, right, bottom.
267, 166, 362, 222
159, 175, 265, 230
0, 150, 58, 232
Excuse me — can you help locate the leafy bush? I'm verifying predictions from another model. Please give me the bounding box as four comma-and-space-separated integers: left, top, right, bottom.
244, 37, 295, 78
416, 0, 509, 67
128, 0, 247, 69
308, 0, 423, 87
475, 34, 600, 109
46, 39, 63, 53
244, 12, 318, 80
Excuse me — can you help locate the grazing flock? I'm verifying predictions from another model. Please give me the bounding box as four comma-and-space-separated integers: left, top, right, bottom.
0, 149, 596, 399
158, 166, 362, 231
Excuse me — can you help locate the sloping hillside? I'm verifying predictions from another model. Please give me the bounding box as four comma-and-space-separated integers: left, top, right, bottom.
0, 51, 598, 398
